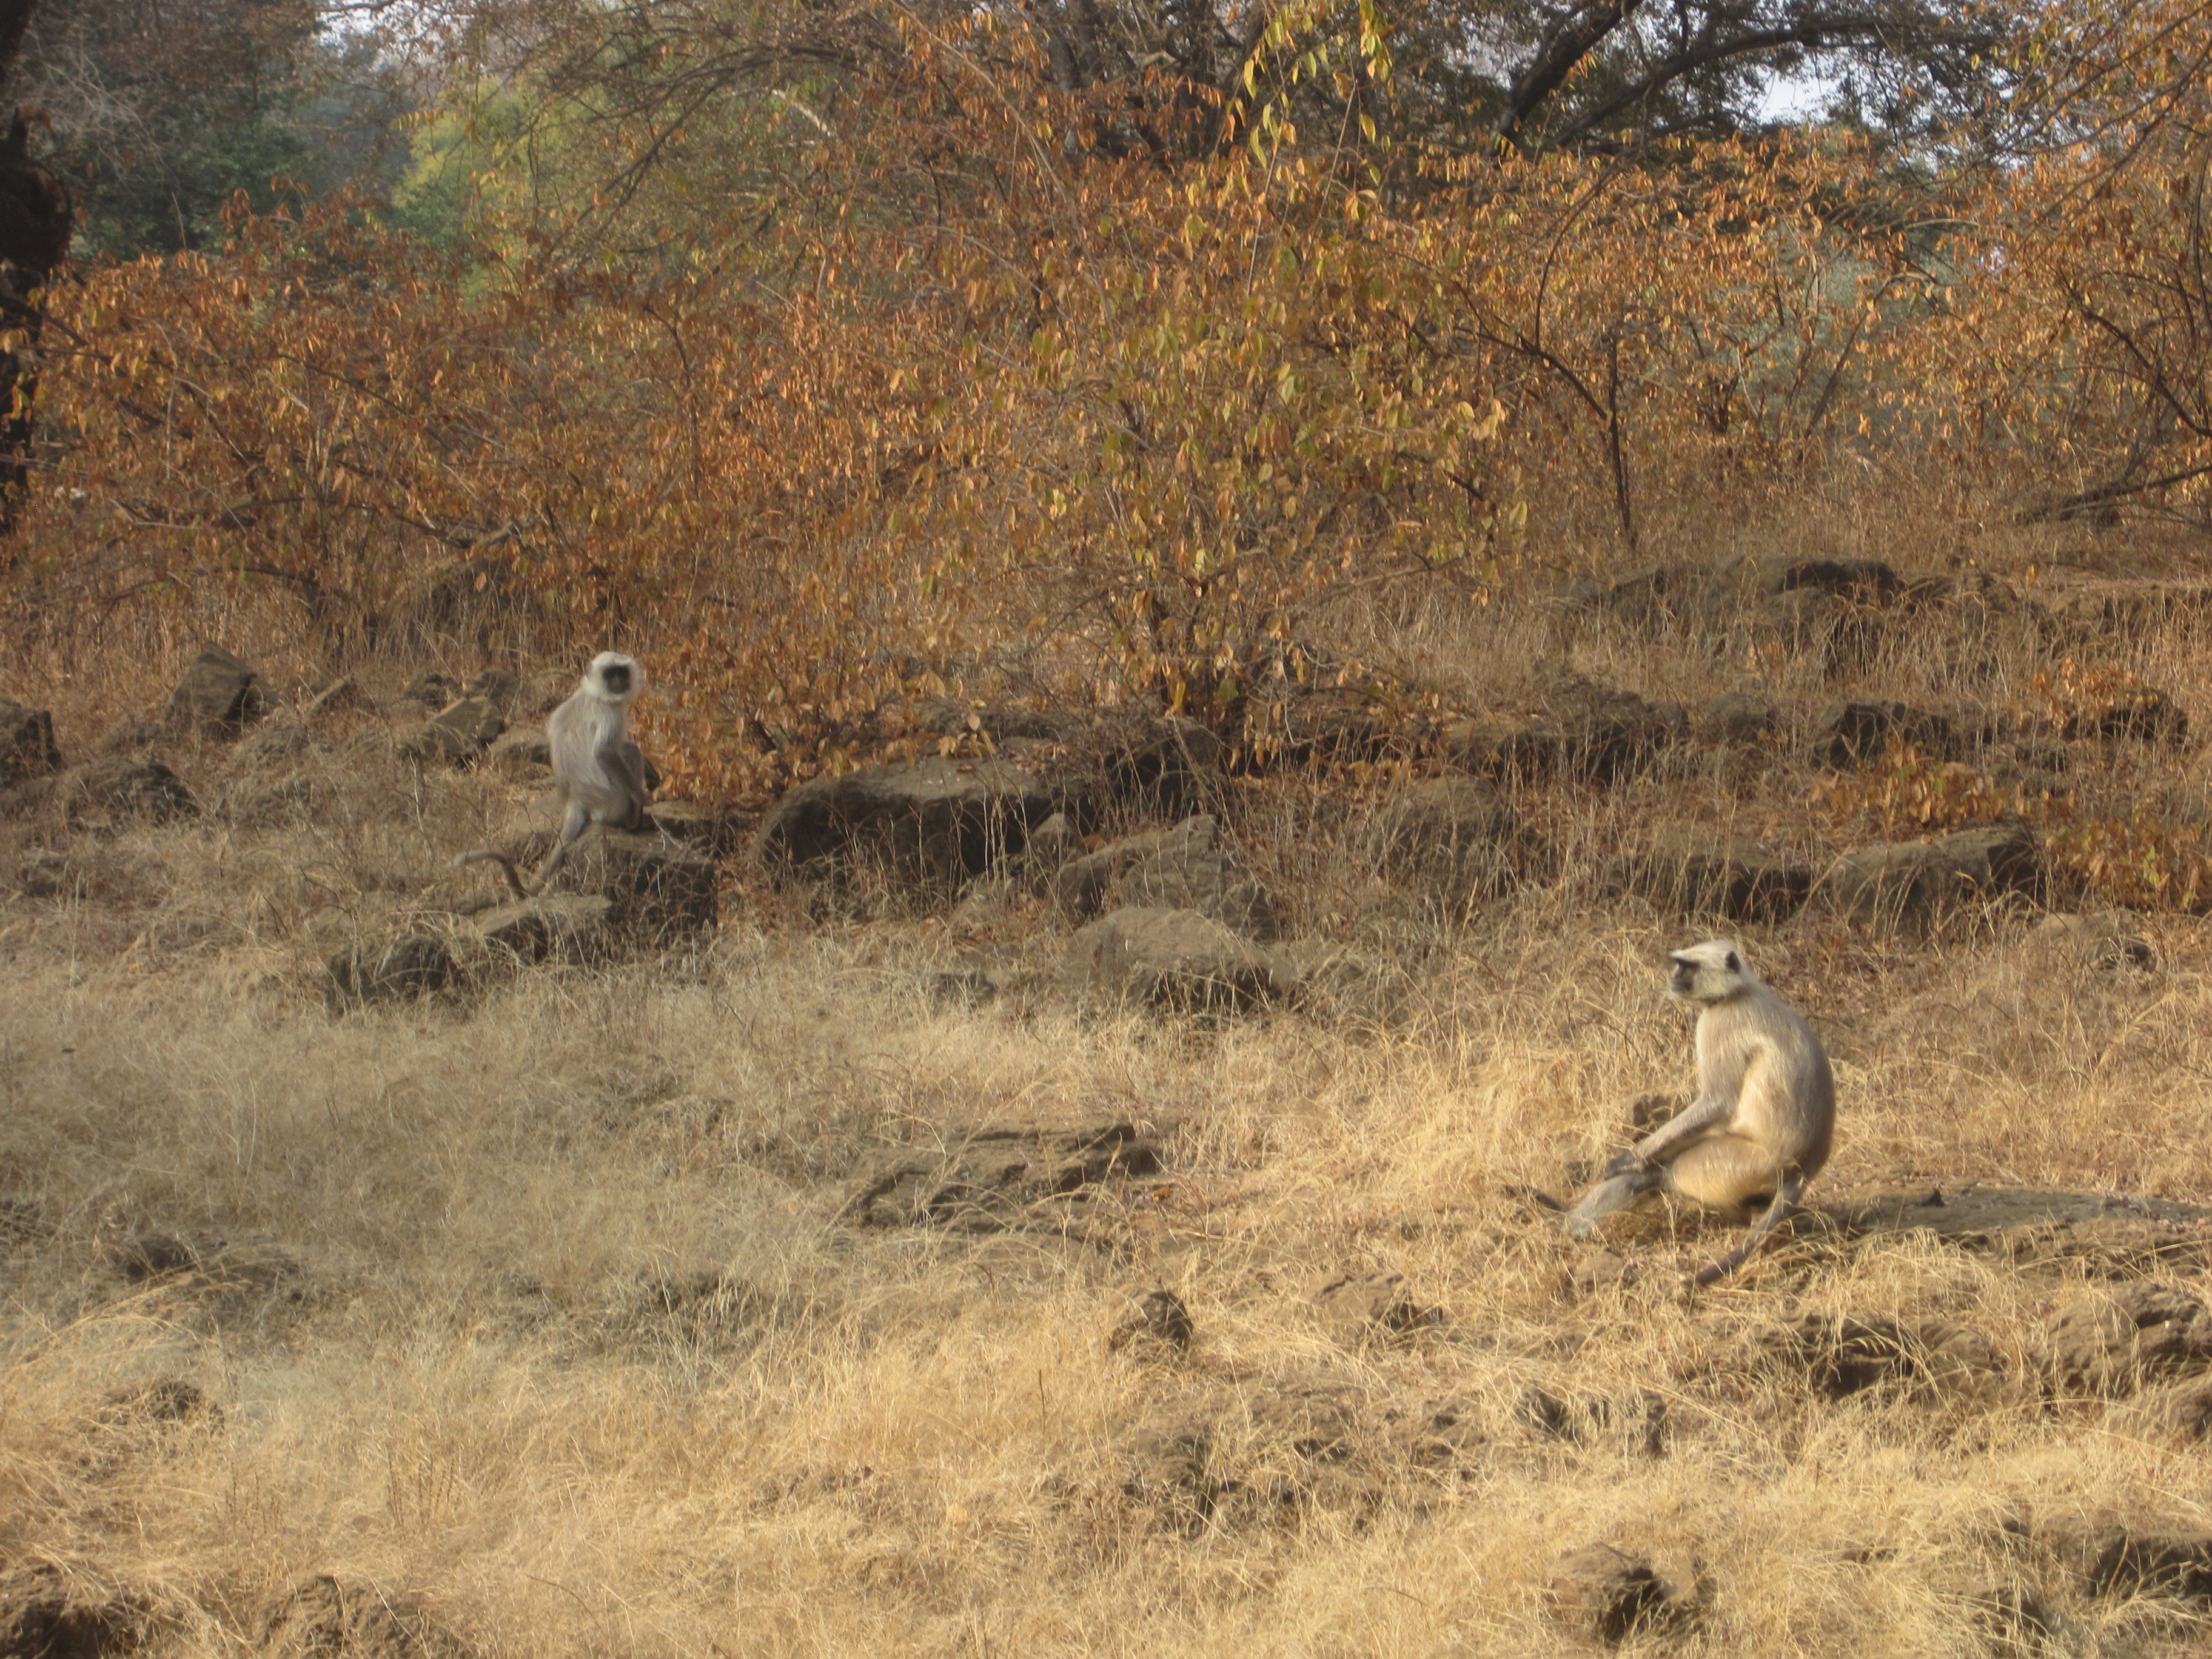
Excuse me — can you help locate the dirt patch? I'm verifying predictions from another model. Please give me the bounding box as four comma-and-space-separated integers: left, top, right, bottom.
1826, 1184, 2212, 1272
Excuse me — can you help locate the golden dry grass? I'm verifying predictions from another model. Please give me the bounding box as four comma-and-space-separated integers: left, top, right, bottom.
10, 528, 2212, 1656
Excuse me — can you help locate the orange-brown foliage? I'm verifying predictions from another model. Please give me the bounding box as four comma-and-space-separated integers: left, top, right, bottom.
14, 12, 2212, 803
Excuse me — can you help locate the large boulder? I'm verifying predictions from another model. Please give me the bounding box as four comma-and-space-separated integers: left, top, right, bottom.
1601, 828, 1812, 922
1065, 906, 1288, 1012
486, 726, 552, 776
754, 756, 1053, 890
1052, 814, 1281, 939
1356, 776, 1541, 903
399, 695, 506, 767
472, 894, 616, 965
2045, 1282, 2212, 1398
0, 695, 60, 783
1698, 691, 1777, 746
1817, 824, 2040, 927
1053, 714, 1223, 828
165, 645, 266, 736
556, 829, 718, 943
63, 756, 198, 826
1811, 699, 1951, 767
1771, 557, 1906, 605
2027, 910, 2155, 974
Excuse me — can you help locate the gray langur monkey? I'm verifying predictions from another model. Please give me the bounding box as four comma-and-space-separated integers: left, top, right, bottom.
1563, 940, 1835, 1288
455, 651, 653, 900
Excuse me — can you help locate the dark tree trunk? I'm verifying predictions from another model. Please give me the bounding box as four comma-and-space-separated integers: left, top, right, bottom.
0, 0, 70, 531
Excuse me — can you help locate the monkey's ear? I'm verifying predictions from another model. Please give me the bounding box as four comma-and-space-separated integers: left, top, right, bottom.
1724, 950, 1740, 973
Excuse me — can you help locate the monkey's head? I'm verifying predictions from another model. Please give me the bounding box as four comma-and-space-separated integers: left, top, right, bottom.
582, 651, 643, 706
1667, 939, 1760, 1006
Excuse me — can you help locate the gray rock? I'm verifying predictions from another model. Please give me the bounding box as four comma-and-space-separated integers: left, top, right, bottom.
0, 696, 60, 783
1817, 824, 2039, 927
1811, 698, 1951, 767
1065, 906, 1288, 1012
401, 669, 461, 708
754, 756, 1052, 890
1546, 1544, 1686, 1644
556, 828, 718, 943
472, 894, 615, 964
325, 933, 458, 1011
1052, 814, 1281, 938
165, 645, 266, 736
463, 666, 522, 716
399, 695, 505, 766
486, 726, 551, 776
1698, 691, 1776, 745
1307, 1270, 1441, 1336
2028, 910, 2154, 973
1602, 828, 1812, 922
643, 799, 746, 859
2045, 1281, 2212, 1398
2048, 1518, 2212, 1601
64, 756, 198, 825
1769, 557, 1905, 603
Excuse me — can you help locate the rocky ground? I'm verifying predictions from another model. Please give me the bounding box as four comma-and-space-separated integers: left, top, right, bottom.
10, 543, 2212, 1655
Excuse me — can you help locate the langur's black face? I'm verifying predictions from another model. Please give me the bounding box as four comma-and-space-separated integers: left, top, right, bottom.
1668, 955, 1698, 998
599, 663, 632, 697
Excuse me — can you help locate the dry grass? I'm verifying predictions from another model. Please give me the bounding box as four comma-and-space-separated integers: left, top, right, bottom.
10, 519, 2212, 1656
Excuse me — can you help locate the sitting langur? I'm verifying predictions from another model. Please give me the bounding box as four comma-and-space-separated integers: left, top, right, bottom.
457, 651, 652, 899
1564, 940, 1835, 1287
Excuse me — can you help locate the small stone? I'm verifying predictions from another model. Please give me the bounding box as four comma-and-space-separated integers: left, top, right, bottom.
401, 669, 461, 708
1053, 814, 1281, 938
2045, 1281, 2212, 1397
1546, 1544, 1684, 1644
2028, 910, 2154, 973
1108, 1289, 1194, 1353
463, 666, 522, 716
65, 756, 198, 825
1064, 906, 1287, 1012
1308, 1270, 1443, 1336
472, 894, 615, 965
400, 695, 505, 766
487, 726, 552, 776
1699, 691, 1777, 745
166, 644, 266, 736
0, 695, 61, 783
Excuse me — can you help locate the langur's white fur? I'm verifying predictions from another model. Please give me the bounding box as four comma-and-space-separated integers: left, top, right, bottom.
455, 652, 653, 899
1562, 940, 1836, 1287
